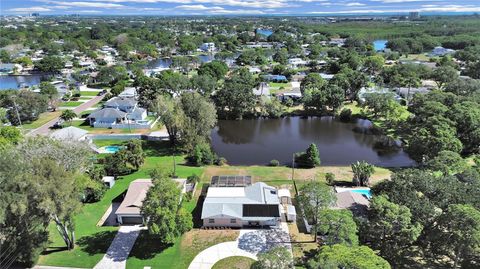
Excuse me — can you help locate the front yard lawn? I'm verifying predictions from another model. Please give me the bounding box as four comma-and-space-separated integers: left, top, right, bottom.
38, 141, 204, 268
81, 91, 101, 96
22, 111, 62, 130
62, 101, 84, 107
212, 256, 255, 269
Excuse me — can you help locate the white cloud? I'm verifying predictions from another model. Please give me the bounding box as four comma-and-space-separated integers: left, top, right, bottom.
88, 0, 293, 9
345, 2, 366, 6
38, 1, 125, 8
8, 6, 52, 12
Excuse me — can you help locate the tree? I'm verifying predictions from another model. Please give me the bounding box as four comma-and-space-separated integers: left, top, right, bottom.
363, 195, 422, 263
251, 246, 293, 269
273, 48, 288, 65
0, 126, 22, 148
125, 139, 145, 170
197, 61, 228, 81
142, 172, 192, 244
104, 150, 131, 176
364, 55, 384, 75
297, 182, 336, 241
35, 56, 64, 73
431, 66, 459, 89
188, 142, 216, 166
295, 143, 321, 168
214, 68, 256, 120
426, 150, 467, 176
39, 82, 59, 111
307, 244, 391, 269
318, 209, 359, 246
60, 109, 77, 125
449, 101, 480, 154
6, 91, 48, 125
465, 60, 480, 79
190, 74, 216, 96
179, 92, 217, 153
152, 95, 184, 145
429, 204, 480, 269
96, 65, 128, 86
351, 161, 374, 186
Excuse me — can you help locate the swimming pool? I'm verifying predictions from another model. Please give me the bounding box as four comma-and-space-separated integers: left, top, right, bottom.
104, 146, 122, 153
349, 189, 372, 199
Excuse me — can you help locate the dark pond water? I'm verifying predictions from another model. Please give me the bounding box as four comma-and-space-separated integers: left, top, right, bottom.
211, 117, 415, 167
0, 74, 47, 90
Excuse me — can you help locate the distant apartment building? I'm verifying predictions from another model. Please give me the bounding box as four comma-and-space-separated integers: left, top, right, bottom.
409, 12, 420, 20
200, 42, 216, 52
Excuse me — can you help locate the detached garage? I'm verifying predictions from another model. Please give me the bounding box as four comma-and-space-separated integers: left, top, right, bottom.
115, 179, 153, 225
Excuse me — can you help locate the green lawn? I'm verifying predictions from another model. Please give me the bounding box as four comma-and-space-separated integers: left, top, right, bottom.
38, 141, 204, 268
62, 101, 85, 107
269, 82, 290, 88
93, 139, 129, 148
81, 91, 101, 96
68, 120, 140, 134
22, 111, 62, 130
212, 256, 255, 269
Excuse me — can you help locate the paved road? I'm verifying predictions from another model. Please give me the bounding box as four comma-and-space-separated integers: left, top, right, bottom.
28, 94, 105, 136
94, 225, 144, 269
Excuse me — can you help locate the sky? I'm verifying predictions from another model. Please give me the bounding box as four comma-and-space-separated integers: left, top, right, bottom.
2, 0, 480, 16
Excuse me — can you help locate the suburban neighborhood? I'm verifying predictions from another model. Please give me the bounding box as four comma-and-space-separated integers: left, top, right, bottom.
1, 3, 480, 269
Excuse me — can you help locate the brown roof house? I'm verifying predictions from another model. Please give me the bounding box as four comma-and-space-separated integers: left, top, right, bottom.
115, 179, 153, 225
333, 191, 370, 217
115, 178, 187, 225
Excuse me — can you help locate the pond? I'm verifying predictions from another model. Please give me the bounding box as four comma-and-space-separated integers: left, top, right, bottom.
373, 40, 388, 51
0, 74, 48, 90
211, 117, 415, 167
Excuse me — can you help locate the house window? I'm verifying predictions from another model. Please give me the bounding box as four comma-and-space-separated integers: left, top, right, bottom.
230, 219, 237, 224
208, 219, 215, 224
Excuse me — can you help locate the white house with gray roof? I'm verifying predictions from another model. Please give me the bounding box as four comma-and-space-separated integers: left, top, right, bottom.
201, 182, 281, 228
86, 96, 149, 129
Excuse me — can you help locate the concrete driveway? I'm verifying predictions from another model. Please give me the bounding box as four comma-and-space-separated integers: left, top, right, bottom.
94, 225, 144, 269
189, 225, 291, 269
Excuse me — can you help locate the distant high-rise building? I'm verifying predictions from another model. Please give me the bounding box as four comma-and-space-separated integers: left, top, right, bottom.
409, 12, 420, 19
31, 13, 40, 17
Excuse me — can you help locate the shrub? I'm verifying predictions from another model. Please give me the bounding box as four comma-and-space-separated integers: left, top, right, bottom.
325, 172, 335, 185
270, 159, 280, 166
295, 143, 321, 168
187, 174, 200, 184
215, 157, 227, 166
339, 108, 352, 122
188, 143, 216, 166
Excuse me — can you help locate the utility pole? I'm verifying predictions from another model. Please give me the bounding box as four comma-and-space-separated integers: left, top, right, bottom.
12, 97, 22, 128
172, 144, 177, 178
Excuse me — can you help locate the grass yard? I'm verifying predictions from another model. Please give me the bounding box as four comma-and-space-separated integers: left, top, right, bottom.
22, 111, 62, 130
93, 139, 129, 148
269, 82, 290, 88
212, 256, 255, 269
62, 101, 85, 107
127, 230, 239, 269
38, 141, 204, 268
68, 120, 150, 134
81, 91, 101, 96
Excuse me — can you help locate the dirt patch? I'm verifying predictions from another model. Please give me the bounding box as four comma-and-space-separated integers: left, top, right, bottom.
181, 229, 239, 248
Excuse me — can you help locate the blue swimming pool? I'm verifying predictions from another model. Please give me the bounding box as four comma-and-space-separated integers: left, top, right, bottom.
350, 189, 372, 199
104, 146, 122, 153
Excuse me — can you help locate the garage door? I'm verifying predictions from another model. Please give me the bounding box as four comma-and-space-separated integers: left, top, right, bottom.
121, 216, 143, 224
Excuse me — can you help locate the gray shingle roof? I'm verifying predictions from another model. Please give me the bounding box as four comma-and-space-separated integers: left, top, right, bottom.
87, 108, 127, 119
49, 126, 88, 141
105, 96, 137, 108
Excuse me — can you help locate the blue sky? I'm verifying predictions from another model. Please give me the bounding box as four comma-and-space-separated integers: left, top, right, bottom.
2, 0, 480, 16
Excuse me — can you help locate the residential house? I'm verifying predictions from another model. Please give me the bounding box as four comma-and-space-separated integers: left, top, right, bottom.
86, 96, 149, 129
288, 58, 308, 68
49, 126, 88, 141
430, 46, 455, 57
201, 177, 281, 228
333, 190, 370, 218
115, 178, 187, 225
263, 74, 287, 82
200, 42, 216, 52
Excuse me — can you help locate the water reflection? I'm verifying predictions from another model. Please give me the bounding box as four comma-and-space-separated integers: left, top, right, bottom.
211, 117, 415, 167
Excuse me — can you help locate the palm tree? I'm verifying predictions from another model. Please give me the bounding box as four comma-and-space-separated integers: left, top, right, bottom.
60, 109, 77, 126
351, 161, 375, 186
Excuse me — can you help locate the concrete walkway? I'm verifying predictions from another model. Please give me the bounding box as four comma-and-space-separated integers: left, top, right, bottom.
93, 225, 144, 269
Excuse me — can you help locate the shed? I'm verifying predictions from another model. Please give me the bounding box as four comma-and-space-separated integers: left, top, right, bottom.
102, 176, 115, 189
286, 204, 297, 222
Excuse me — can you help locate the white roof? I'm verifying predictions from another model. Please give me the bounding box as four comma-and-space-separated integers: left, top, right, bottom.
207, 187, 246, 198
50, 126, 88, 141
102, 176, 115, 183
